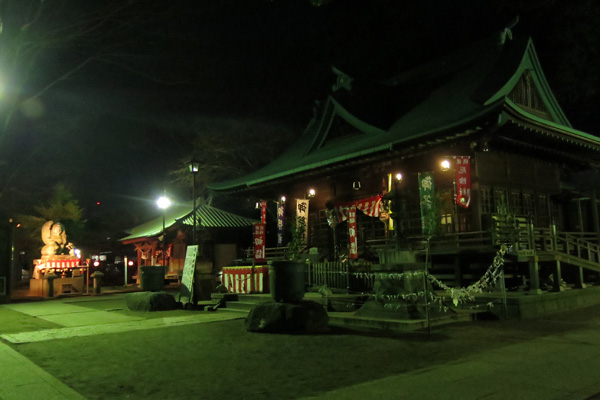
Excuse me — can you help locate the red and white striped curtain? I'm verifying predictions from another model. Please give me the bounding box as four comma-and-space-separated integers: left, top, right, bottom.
334, 194, 383, 222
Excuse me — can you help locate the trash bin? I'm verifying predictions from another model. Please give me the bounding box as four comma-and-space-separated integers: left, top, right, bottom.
140, 266, 165, 292
269, 261, 305, 302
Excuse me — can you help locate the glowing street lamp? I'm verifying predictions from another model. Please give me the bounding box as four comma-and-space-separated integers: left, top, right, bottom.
188, 159, 200, 245
156, 195, 171, 267
440, 159, 451, 171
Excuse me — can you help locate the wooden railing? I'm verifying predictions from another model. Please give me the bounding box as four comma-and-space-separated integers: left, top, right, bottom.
306, 261, 374, 293
260, 221, 600, 295
526, 226, 600, 269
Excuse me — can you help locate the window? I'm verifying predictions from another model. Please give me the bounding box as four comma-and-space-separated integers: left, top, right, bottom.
537, 194, 550, 227
523, 192, 535, 217
494, 189, 509, 214
481, 187, 492, 214
510, 190, 523, 215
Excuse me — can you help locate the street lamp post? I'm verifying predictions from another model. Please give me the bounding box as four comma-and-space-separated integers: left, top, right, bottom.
188, 160, 200, 245
156, 195, 171, 267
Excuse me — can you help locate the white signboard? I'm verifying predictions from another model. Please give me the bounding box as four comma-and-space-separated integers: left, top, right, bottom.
178, 245, 198, 304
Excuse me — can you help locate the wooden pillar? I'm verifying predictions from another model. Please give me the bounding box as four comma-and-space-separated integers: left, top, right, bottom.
454, 255, 461, 288
551, 260, 564, 292
577, 198, 584, 234
528, 256, 542, 294
574, 266, 586, 289
592, 191, 600, 242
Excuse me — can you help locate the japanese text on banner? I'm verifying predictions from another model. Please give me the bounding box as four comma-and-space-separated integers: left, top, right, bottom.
260, 201, 267, 224
253, 223, 266, 263
455, 156, 471, 208
296, 199, 309, 243
277, 201, 285, 246
418, 171, 435, 235
348, 206, 358, 259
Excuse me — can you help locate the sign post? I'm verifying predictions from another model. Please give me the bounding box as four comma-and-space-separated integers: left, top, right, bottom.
178, 245, 198, 305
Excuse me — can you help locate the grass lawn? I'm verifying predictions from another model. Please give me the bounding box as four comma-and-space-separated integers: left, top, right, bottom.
13, 320, 472, 400
0, 307, 62, 333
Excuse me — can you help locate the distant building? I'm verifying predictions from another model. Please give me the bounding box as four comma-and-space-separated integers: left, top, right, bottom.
120, 201, 257, 281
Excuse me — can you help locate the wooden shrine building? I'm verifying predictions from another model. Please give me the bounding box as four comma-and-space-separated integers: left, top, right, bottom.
120, 201, 256, 281
208, 31, 600, 294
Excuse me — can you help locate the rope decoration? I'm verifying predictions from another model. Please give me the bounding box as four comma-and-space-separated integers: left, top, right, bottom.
322, 244, 510, 310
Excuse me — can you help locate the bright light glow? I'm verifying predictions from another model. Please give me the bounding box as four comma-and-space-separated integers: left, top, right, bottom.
281, 196, 286, 202
308, 189, 316, 197
156, 196, 171, 210
93, 261, 100, 267
395, 173, 402, 182
21, 97, 45, 119
74, 249, 81, 259
441, 159, 451, 171
189, 161, 200, 173
128, 261, 134, 266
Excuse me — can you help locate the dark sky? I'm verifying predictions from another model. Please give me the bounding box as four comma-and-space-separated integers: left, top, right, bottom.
2, 0, 599, 232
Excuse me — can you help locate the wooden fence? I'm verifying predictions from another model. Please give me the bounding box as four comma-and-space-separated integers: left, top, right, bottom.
307, 261, 374, 293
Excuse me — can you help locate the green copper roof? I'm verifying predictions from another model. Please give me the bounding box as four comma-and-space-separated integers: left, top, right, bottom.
208, 34, 599, 192
120, 201, 257, 242
180, 204, 258, 228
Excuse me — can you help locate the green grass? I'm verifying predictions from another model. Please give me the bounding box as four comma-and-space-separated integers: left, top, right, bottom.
0, 307, 62, 334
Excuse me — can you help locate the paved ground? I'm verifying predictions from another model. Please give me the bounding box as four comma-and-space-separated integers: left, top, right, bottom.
298, 329, 600, 400
2, 292, 600, 399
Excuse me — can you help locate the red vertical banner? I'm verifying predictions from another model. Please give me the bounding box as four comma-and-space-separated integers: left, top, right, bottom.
348, 206, 358, 259
253, 223, 266, 263
260, 201, 267, 224
455, 156, 471, 208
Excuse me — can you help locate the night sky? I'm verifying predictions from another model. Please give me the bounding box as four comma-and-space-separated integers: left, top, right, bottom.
1, 0, 599, 235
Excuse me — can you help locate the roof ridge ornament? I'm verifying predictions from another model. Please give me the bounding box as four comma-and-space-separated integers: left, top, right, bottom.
498, 15, 519, 46
331, 66, 353, 92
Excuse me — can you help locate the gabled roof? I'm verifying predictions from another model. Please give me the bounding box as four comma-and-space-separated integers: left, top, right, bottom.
209, 34, 600, 192
119, 201, 257, 243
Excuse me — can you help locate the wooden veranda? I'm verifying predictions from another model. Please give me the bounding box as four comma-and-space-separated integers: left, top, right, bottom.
263, 219, 600, 296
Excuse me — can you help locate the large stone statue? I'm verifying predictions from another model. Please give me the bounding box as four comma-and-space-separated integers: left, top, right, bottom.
40, 221, 74, 259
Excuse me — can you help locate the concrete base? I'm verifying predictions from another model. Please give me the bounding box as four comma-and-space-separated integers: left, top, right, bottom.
29, 277, 84, 297
328, 309, 474, 332
459, 285, 600, 319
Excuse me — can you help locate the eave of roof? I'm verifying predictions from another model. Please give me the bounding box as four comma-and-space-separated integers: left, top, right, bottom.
502, 99, 600, 149
119, 201, 257, 242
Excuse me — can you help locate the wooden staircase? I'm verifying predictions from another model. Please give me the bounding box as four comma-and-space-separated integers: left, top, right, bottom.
518, 225, 600, 272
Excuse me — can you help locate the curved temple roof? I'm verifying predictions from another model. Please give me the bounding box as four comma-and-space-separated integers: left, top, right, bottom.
209, 34, 600, 192
120, 201, 257, 243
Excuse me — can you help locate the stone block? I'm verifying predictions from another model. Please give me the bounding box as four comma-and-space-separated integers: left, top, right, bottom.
245, 300, 329, 333
125, 291, 177, 312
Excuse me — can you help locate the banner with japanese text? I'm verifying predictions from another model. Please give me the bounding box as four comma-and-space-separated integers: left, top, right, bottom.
348, 206, 358, 259
259, 200, 267, 224
277, 201, 285, 246
418, 171, 435, 236
455, 156, 471, 208
296, 199, 309, 243
253, 223, 266, 263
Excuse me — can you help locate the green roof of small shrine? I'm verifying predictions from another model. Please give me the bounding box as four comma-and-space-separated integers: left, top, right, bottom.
119, 201, 257, 242
208, 34, 600, 192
